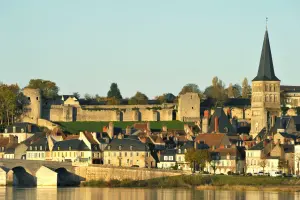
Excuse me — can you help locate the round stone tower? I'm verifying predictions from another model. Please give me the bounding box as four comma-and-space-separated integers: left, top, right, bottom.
23, 88, 42, 124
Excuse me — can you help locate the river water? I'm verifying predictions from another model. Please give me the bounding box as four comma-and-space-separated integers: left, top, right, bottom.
0, 187, 299, 200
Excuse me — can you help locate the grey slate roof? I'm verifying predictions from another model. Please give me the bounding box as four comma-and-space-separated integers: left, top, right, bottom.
248, 140, 270, 150
105, 138, 149, 151
208, 107, 234, 133
52, 139, 90, 151
253, 30, 280, 81
281, 86, 300, 93
27, 137, 49, 151
5, 122, 41, 133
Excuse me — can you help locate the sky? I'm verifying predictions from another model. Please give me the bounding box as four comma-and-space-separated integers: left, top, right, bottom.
0, 1, 299, 99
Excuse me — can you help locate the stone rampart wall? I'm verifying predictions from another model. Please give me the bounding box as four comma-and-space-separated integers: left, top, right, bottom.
74, 165, 185, 181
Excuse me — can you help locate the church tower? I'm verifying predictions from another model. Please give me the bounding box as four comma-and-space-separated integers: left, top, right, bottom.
250, 29, 281, 139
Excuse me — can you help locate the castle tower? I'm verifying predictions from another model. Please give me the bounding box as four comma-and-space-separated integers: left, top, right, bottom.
23, 88, 42, 124
250, 29, 281, 138
178, 92, 200, 122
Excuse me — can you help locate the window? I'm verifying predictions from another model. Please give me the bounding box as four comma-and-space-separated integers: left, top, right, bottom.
169, 156, 173, 160
108, 160, 111, 164
178, 149, 181, 154
30, 146, 32, 150
119, 146, 122, 150
108, 152, 111, 157
164, 156, 168, 161
178, 156, 182, 161
81, 152, 84, 157
36, 97, 39, 100
69, 146, 72, 150
40, 146, 42, 151
130, 146, 133, 151
58, 147, 60, 151
130, 152, 133, 157
125, 152, 127, 157
136, 152, 139, 156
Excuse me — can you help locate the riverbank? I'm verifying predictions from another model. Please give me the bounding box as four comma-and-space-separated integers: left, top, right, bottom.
81, 175, 300, 191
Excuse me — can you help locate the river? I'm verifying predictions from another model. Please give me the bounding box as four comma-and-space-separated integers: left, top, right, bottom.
0, 187, 300, 200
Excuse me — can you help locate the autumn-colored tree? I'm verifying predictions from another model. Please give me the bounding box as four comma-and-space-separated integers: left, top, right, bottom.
27, 79, 59, 99
129, 92, 148, 105
204, 76, 227, 107
155, 93, 176, 104
179, 83, 204, 99
185, 148, 210, 172
259, 157, 267, 173
242, 78, 251, 98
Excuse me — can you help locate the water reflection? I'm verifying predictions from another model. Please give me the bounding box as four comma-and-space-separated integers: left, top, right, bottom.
0, 187, 300, 200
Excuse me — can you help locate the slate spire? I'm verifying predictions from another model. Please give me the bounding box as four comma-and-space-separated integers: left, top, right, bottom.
253, 30, 280, 81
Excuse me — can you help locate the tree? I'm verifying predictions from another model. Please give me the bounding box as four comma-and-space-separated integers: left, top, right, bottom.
84, 93, 93, 100
179, 84, 204, 99
242, 78, 251, 98
259, 157, 267, 173
227, 83, 234, 98
204, 77, 227, 107
107, 83, 122, 100
185, 148, 210, 173
26, 79, 59, 99
72, 92, 80, 99
129, 92, 148, 105
155, 93, 176, 104
0, 83, 28, 125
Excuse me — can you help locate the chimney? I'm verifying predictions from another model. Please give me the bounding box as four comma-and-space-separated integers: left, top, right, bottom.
27, 124, 32, 133
204, 110, 210, 118
227, 108, 231, 118
108, 122, 114, 139
263, 140, 268, 147
147, 122, 151, 131
214, 117, 219, 133
162, 125, 167, 132
271, 115, 276, 127
126, 126, 131, 135
9, 135, 15, 144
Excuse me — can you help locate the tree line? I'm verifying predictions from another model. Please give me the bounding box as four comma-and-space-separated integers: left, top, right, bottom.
0, 77, 251, 124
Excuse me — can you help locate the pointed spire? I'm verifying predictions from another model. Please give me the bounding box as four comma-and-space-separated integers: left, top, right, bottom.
253, 29, 280, 81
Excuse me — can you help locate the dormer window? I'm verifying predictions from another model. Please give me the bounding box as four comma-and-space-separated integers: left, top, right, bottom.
35, 146, 37, 151
130, 146, 133, 151
69, 146, 72, 150
58, 146, 60, 151
30, 146, 32, 150
108, 146, 111, 150
178, 149, 181, 154
119, 146, 122, 150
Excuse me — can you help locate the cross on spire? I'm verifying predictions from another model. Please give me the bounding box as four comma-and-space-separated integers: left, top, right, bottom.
266, 17, 268, 30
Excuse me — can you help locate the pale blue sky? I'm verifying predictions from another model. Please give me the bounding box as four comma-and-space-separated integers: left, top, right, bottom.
1, 1, 299, 98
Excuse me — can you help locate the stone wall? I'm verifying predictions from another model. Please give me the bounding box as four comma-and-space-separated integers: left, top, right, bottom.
74, 165, 184, 181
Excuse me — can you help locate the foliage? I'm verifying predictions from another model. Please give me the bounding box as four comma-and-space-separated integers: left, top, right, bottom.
0, 83, 28, 125
107, 83, 122, 100
72, 92, 80, 99
242, 78, 251, 98
259, 157, 267, 173
226, 83, 242, 98
185, 148, 210, 172
294, 107, 300, 116
281, 107, 289, 116
26, 79, 59, 99
129, 92, 148, 105
204, 77, 227, 107
155, 93, 176, 104
179, 83, 204, 99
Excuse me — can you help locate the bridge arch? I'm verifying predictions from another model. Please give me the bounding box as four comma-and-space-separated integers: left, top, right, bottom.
55, 167, 83, 187
12, 166, 36, 187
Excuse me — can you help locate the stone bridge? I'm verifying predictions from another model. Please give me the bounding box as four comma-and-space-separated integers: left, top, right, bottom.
0, 159, 84, 187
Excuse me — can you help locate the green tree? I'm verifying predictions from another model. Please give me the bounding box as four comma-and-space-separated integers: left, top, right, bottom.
72, 92, 80, 99
227, 83, 234, 98
185, 148, 210, 172
129, 92, 148, 105
107, 83, 122, 100
27, 79, 59, 99
155, 93, 176, 104
179, 83, 204, 99
204, 77, 227, 107
242, 78, 251, 98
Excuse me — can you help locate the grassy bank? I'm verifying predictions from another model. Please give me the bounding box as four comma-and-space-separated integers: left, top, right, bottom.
82, 175, 300, 191
56, 121, 190, 134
